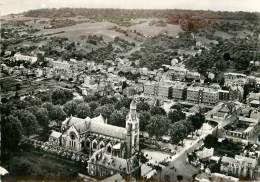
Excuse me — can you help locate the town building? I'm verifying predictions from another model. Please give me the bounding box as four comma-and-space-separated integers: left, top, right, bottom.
51, 60, 72, 80
229, 85, 244, 102
143, 81, 158, 97
224, 72, 247, 87
218, 90, 230, 101
206, 102, 242, 128
202, 88, 219, 105
187, 86, 203, 104
14, 53, 38, 64
157, 83, 171, 99
171, 82, 187, 100
169, 66, 187, 81
223, 116, 259, 143
186, 71, 201, 81
220, 155, 257, 179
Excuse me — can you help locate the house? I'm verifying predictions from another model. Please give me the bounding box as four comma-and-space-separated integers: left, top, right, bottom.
223, 116, 259, 143
229, 85, 244, 102
49, 130, 62, 146
206, 102, 242, 127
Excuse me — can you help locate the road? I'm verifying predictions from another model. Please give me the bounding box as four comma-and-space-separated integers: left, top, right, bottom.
154, 123, 216, 182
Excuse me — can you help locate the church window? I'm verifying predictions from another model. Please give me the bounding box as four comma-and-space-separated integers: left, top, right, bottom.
70, 131, 76, 140
81, 141, 84, 148
100, 143, 104, 149
93, 141, 97, 149
107, 145, 112, 154
86, 140, 90, 148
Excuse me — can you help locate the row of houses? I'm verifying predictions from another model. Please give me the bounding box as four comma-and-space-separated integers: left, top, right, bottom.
140, 81, 243, 105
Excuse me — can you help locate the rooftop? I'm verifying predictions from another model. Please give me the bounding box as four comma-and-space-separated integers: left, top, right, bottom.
62, 115, 127, 140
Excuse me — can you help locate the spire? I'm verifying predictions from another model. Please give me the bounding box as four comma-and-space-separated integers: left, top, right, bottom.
130, 99, 137, 110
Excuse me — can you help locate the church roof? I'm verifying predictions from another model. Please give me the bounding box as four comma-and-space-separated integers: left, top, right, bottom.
63, 115, 127, 139
50, 130, 62, 138
89, 121, 127, 140
62, 116, 85, 128
90, 114, 105, 123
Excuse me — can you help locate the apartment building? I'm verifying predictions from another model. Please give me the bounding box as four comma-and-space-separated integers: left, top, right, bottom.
143, 81, 158, 97
14, 53, 38, 64
171, 82, 187, 100
224, 72, 247, 87
220, 155, 257, 179
223, 116, 259, 143
186, 86, 204, 104
157, 83, 171, 99
203, 88, 219, 105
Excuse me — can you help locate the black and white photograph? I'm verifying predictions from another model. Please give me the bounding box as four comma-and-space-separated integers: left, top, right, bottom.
0, 0, 260, 181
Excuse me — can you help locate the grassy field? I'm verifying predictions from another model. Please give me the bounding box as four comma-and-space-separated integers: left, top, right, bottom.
3, 150, 85, 181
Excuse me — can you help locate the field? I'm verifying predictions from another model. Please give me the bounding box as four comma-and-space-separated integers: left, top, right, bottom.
129, 18, 182, 37
21, 16, 183, 42
3, 150, 83, 181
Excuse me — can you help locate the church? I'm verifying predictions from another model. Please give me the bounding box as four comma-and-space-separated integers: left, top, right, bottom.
49, 99, 140, 177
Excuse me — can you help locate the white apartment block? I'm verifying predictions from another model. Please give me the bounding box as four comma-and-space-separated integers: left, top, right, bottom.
224, 72, 247, 87
14, 53, 38, 64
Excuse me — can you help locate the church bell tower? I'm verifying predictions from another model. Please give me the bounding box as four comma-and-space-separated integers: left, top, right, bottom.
126, 99, 139, 158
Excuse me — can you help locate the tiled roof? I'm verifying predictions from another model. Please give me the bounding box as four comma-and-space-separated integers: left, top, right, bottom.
62, 115, 126, 139
89, 149, 138, 174
89, 121, 127, 140
50, 131, 62, 138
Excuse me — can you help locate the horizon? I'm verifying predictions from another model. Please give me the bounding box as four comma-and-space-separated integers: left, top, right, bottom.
1, 0, 260, 16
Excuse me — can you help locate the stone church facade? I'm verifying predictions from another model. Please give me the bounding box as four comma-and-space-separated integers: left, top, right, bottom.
49, 99, 140, 177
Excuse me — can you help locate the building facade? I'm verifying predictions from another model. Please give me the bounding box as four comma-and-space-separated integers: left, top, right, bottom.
220, 155, 257, 179
49, 100, 140, 178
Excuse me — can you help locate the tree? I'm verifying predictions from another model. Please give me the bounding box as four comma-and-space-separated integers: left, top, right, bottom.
37, 91, 52, 102
35, 107, 49, 131
14, 99, 30, 110
76, 103, 91, 118
170, 121, 189, 144
49, 105, 66, 126
115, 97, 132, 109
188, 112, 205, 130
89, 101, 100, 113
83, 95, 98, 102
99, 96, 117, 105
2, 115, 23, 160
42, 102, 55, 113
109, 107, 129, 127
137, 101, 150, 112
139, 111, 151, 131
13, 109, 38, 136
147, 115, 170, 139
204, 134, 218, 149
94, 104, 114, 120
51, 89, 73, 105
63, 100, 78, 116
24, 96, 42, 106
168, 110, 186, 124
150, 106, 166, 116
